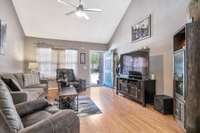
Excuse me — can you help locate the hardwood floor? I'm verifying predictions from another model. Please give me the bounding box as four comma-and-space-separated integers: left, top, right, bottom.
48, 87, 184, 133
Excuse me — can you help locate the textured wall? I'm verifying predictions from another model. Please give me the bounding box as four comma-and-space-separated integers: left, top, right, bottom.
109, 0, 189, 96
24, 37, 108, 83
0, 0, 24, 73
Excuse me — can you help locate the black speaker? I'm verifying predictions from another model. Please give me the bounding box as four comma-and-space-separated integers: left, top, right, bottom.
154, 95, 173, 114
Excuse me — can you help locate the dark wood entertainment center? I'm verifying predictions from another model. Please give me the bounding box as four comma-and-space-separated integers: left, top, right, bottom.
116, 77, 155, 106
116, 49, 156, 106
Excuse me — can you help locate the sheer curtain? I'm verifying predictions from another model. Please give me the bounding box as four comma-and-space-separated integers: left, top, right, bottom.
65, 50, 78, 75
51, 50, 58, 78
36, 48, 54, 79
58, 50, 66, 68
36, 48, 78, 79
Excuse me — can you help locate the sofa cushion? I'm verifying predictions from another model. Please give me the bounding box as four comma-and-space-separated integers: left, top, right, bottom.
23, 73, 40, 87
0, 74, 22, 90
25, 83, 47, 89
22, 111, 51, 127
14, 73, 24, 87
2, 78, 23, 92
23, 88, 45, 101
16, 98, 49, 117
0, 79, 24, 131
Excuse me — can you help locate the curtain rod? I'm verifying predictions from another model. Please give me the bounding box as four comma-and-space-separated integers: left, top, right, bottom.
35, 42, 78, 50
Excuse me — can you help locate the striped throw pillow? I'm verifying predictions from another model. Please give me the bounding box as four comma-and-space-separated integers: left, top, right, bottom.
23, 73, 40, 87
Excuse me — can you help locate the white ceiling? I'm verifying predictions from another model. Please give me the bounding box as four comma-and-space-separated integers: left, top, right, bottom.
12, 0, 131, 44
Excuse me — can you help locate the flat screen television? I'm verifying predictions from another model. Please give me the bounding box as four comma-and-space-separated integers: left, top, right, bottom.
120, 49, 149, 79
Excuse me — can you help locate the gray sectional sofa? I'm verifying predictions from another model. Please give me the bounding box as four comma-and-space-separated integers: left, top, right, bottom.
0, 73, 48, 104
0, 78, 80, 133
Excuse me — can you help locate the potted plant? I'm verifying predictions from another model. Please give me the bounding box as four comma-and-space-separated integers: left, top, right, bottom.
189, 0, 200, 21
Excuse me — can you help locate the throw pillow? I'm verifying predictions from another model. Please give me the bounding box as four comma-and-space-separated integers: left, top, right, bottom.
23, 73, 40, 87
0, 79, 24, 131
2, 78, 23, 92
14, 73, 24, 87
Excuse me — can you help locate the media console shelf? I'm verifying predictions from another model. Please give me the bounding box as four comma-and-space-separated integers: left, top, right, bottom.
116, 49, 155, 106
116, 76, 155, 106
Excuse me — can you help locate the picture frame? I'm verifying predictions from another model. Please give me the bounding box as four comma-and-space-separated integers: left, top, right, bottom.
131, 15, 151, 43
0, 19, 7, 55
80, 53, 86, 64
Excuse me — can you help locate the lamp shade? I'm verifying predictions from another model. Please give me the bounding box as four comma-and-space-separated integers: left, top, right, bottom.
28, 62, 38, 70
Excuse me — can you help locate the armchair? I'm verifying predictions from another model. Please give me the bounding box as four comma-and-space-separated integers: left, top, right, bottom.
56, 69, 86, 92
0, 78, 80, 133
16, 99, 80, 133
0, 99, 80, 133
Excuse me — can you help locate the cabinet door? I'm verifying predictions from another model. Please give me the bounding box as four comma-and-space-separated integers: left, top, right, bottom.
129, 86, 137, 98
175, 99, 185, 128
137, 82, 143, 102
137, 88, 142, 101
128, 82, 139, 98
119, 80, 128, 94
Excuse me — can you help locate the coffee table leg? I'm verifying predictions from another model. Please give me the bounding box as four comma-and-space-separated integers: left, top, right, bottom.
77, 95, 79, 112
59, 97, 61, 109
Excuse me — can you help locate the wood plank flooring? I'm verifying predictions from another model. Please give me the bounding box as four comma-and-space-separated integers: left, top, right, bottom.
48, 87, 184, 133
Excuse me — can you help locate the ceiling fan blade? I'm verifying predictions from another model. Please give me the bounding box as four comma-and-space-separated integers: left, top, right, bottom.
82, 13, 90, 20
57, 0, 76, 7
83, 8, 103, 12
65, 10, 76, 16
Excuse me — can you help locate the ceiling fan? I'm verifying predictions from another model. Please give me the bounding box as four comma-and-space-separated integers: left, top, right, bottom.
57, 0, 103, 20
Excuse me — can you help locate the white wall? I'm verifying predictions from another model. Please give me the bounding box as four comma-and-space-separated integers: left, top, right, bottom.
109, 0, 189, 96
0, 0, 24, 73
24, 37, 108, 83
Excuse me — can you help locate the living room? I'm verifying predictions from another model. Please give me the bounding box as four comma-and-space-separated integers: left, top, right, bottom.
0, 0, 199, 133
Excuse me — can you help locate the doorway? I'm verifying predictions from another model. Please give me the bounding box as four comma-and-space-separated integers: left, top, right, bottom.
89, 51, 104, 86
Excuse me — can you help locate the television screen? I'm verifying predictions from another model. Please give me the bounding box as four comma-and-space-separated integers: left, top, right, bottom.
122, 56, 147, 75
120, 50, 149, 77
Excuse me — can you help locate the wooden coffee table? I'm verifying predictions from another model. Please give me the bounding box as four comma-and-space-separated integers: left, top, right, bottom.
59, 86, 78, 111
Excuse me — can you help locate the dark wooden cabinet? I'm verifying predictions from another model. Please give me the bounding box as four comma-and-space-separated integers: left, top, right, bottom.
173, 26, 186, 129
116, 77, 155, 106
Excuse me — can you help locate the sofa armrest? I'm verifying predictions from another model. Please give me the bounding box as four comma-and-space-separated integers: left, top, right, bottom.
19, 110, 80, 133
75, 79, 86, 83
15, 98, 50, 117
0, 111, 13, 133
11, 91, 28, 104
40, 79, 48, 84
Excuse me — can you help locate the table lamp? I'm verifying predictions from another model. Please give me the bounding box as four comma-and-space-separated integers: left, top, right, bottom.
28, 62, 38, 72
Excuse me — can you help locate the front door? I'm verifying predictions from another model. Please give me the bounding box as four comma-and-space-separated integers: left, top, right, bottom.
103, 51, 113, 88
89, 51, 104, 85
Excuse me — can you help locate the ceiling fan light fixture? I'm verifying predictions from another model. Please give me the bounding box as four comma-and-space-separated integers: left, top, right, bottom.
59, 0, 100, 20
75, 10, 89, 20
75, 10, 84, 17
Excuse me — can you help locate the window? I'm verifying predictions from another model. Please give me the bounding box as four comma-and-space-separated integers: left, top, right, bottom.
57, 50, 66, 68
36, 48, 78, 79
65, 50, 78, 75
36, 48, 53, 79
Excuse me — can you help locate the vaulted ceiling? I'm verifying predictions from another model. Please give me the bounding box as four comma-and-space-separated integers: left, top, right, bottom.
12, 0, 131, 44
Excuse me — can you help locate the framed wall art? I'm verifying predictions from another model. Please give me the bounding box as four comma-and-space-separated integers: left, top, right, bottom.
80, 53, 86, 64
132, 15, 151, 43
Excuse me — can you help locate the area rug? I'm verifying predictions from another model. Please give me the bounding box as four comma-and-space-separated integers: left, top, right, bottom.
51, 96, 102, 117
78, 96, 102, 117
